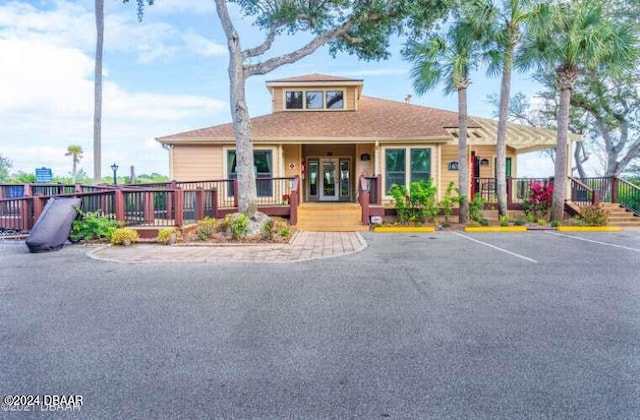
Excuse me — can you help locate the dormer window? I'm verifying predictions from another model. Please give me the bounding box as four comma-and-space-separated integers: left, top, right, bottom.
285, 91, 303, 109
326, 91, 344, 109
284, 89, 345, 110
306, 91, 323, 109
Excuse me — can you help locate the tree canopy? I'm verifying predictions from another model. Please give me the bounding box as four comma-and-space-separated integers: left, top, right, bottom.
0, 153, 12, 181
519, 0, 638, 220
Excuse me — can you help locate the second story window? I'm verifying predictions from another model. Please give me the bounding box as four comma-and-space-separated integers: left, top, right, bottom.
306, 91, 323, 109
326, 91, 344, 109
284, 89, 345, 110
285, 91, 303, 109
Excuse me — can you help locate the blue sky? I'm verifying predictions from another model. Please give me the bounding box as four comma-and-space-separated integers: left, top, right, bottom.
0, 0, 554, 179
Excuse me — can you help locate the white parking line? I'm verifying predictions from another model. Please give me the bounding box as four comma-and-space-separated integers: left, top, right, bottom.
546, 231, 640, 253
451, 232, 538, 263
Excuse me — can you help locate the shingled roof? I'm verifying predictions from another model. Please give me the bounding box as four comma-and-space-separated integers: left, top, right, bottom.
157, 96, 474, 144
267, 73, 363, 83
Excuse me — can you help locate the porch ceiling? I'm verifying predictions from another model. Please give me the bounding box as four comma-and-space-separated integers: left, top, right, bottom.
448, 117, 582, 154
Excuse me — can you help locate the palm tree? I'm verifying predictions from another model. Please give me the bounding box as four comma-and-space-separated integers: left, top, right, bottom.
66, 145, 84, 184
473, 0, 547, 217
519, 0, 637, 221
403, 18, 484, 224
93, 0, 104, 184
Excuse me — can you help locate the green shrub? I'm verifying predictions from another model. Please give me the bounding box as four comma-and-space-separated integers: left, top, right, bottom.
196, 217, 217, 241
70, 208, 119, 242
440, 182, 459, 223
390, 179, 439, 225
499, 215, 509, 227
479, 218, 490, 226
223, 213, 249, 239
537, 218, 547, 226
579, 204, 609, 226
514, 218, 526, 226
550, 220, 561, 228
469, 195, 485, 224
156, 227, 181, 244
110, 228, 139, 245
261, 219, 275, 240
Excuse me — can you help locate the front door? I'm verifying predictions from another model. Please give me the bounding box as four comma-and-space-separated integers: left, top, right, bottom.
320, 158, 338, 200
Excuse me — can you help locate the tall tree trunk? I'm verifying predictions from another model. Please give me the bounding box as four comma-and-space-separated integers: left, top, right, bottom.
457, 86, 470, 224
72, 157, 78, 184
217, 0, 257, 215
574, 142, 587, 178
495, 46, 513, 217
93, 0, 104, 184
551, 79, 573, 222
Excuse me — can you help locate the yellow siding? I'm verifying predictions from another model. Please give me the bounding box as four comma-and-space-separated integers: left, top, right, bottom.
171, 144, 282, 181
273, 87, 282, 112
440, 144, 461, 195
355, 144, 374, 178
302, 144, 355, 158
171, 145, 224, 181
283, 144, 301, 178
470, 145, 517, 178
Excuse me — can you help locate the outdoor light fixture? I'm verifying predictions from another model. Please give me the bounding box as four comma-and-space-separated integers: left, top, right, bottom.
111, 163, 119, 185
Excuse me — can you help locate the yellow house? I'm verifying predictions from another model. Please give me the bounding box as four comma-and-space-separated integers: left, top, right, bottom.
156, 73, 570, 229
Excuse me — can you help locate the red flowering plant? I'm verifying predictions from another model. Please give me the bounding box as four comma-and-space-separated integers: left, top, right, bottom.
282, 193, 290, 204
522, 181, 553, 221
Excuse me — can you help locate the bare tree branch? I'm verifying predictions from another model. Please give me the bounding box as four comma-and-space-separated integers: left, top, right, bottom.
244, 20, 355, 76
243, 24, 280, 59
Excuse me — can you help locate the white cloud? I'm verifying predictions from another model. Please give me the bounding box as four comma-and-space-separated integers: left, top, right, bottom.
183, 29, 227, 57
0, 0, 226, 64
141, 0, 216, 15
0, 2, 229, 178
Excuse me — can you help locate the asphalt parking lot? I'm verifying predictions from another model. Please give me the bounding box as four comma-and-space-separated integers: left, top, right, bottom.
1, 230, 639, 419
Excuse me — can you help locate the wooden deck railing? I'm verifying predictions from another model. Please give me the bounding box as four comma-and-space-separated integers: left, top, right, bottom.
615, 178, 640, 215
471, 177, 553, 209
0, 177, 300, 232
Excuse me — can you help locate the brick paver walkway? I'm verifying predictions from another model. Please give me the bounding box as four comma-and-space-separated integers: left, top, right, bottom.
88, 231, 367, 263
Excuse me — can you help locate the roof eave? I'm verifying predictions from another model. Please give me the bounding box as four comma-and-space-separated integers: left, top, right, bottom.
156, 136, 453, 145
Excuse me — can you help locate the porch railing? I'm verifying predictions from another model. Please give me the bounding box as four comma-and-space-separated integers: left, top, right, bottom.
0, 177, 300, 232
616, 178, 640, 215
471, 177, 553, 208
569, 177, 597, 207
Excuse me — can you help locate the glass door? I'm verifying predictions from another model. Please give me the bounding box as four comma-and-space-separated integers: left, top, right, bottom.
319, 158, 338, 201
339, 158, 350, 200
307, 159, 319, 200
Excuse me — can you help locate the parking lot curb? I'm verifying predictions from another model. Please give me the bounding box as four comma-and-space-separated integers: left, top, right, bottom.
464, 226, 527, 232
373, 226, 436, 233
556, 226, 621, 232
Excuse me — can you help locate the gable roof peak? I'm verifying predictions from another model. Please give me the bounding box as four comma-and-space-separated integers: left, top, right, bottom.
266, 73, 363, 84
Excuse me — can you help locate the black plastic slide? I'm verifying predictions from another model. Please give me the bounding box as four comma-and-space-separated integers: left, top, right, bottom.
26, 197, 81, 253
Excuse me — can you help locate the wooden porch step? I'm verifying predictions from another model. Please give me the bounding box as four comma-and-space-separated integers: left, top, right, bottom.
570, 203, 640, 227
296, 202, 366, 232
